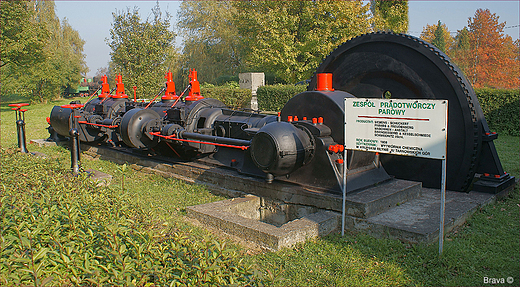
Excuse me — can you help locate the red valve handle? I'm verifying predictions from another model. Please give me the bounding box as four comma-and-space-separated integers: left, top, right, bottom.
8, 103, 30, 108
11, 108, 18, 111
20, 109, 28, 112
60, 104, 84, 109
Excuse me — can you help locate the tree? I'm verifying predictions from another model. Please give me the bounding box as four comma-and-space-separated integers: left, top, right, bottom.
234, 1, 372, 83
450, 27, 472, 75
0, 0, 48, 68
1, 0, 88, 102
370, 0, 409, 33
177, 1, 242, 85
461, 9, 518, 88
420, 20, 454, 54
107, 4, 177, 97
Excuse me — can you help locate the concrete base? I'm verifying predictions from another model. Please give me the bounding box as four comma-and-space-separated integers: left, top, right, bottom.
345, 188, 497, 243
187, 195, 339, 251
33, 140, 517, 245
85, 169, 113, 187
30, 151, 48, 158
30, 138, 63, 147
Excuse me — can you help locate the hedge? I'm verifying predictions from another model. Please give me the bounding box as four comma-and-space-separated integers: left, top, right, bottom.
256, 85, 518, 136
257, 84, 307, 112
475, 88, 519, 136
200, 86, 252, 109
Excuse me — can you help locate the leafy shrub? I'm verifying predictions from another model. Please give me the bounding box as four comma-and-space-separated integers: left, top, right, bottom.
257, 84, 307, 112
201, 87, 252, 109
0, 148, 258, 286
475, 88, 519, 136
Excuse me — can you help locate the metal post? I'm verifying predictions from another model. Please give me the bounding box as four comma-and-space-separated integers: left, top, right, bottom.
15, 110, 29, 153
342, 148, 347, 236
342, 97, 348, 236
70, 128, 80, 173
439, 158, 446, 255
439, 100, 448, 255
69, 109, 81, 174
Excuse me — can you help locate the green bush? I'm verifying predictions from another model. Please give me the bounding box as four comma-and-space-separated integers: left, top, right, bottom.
200, 86, 252, 109
257, 84, 307, 112
0, 148, 258, 286
475, 88, 519, 136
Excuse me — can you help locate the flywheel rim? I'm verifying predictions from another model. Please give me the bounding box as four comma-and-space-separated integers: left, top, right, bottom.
309, 32, 481, 191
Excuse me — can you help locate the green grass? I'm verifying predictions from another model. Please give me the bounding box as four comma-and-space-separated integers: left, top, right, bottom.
494, 135, 520, 179
1, 96, 519, 286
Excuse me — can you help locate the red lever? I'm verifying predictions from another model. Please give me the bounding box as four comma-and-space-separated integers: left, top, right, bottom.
20, 109, 28, 112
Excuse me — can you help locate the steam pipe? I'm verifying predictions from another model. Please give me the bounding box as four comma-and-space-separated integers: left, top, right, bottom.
179, 131, 251, 147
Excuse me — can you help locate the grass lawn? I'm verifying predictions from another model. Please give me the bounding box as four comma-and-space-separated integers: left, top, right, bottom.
1, 95, 519, 286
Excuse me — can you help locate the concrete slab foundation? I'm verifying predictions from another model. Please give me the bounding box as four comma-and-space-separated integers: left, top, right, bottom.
30, 138, 62, 147
32, 140, 516, 246
345, 188, 497, 243
187, 195, 340, 251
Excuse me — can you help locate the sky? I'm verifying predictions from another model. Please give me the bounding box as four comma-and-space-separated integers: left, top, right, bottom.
54, 1, 520, 77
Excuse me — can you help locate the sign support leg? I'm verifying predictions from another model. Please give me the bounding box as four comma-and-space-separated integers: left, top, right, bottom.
342, 148, 347, 236
439, 158, 446, 255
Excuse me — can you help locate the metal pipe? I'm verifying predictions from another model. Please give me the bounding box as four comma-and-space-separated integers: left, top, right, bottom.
179, 131, 251, 147
144, 87, 167, 109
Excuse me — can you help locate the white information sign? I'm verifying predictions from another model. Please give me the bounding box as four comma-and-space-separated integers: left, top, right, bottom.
344, 98, 448, 159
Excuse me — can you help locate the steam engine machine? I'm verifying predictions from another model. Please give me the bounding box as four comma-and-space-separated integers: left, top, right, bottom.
48, 33, 515, 194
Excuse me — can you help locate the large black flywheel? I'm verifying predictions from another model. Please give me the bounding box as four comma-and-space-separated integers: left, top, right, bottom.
309, 32, 483, 192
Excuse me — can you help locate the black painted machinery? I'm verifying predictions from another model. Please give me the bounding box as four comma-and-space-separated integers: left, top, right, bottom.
48, 32, 515, 194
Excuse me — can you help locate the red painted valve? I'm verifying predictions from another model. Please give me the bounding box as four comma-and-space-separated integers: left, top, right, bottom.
162, 71, 178, 100
8, 103, 30, 109
113, 74, 128, 98
185, 69, 203, 101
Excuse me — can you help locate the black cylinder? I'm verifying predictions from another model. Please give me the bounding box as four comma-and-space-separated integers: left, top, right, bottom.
250, 121, 314, 176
